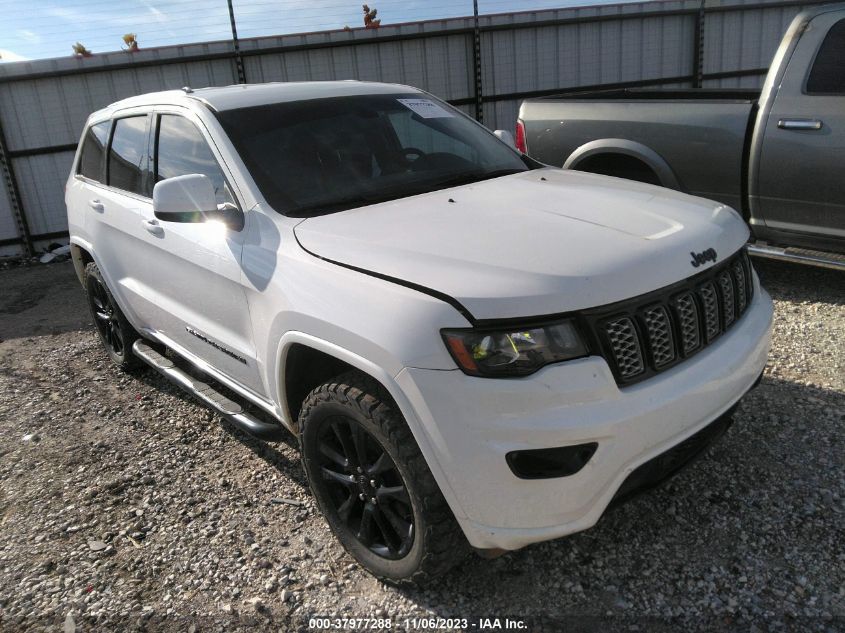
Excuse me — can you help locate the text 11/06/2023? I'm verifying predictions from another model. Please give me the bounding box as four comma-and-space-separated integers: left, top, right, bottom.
307, 616, 529, 630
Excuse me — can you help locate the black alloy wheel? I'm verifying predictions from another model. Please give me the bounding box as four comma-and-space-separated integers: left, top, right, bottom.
315, 415, 414, 559
299, 371, 467, 583
84, 262, 140, 369
90, 275, 125, 357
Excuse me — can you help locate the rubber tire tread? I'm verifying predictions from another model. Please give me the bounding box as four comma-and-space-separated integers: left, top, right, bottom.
83, 261, 141, 370
299, 370, 468, 585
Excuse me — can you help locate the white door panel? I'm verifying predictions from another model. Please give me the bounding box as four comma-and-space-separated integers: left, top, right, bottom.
129, 108, 264, 395
135, 206, 262, 393
84, 185, 151, 326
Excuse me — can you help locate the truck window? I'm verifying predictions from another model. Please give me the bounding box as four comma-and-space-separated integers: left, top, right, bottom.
77, 121, 110, 182
155, 114, 234, 206
806, 19, 845, 94
107, 116, 148, 196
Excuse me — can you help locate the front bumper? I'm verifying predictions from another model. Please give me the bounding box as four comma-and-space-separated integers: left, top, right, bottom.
395, 287, 773, 550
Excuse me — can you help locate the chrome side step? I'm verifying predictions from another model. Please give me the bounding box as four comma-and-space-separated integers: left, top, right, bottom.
747, 243, 845, 271
132, 340, 285, 441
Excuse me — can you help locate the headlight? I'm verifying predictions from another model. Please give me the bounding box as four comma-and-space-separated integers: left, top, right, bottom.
442, 320, 589, 377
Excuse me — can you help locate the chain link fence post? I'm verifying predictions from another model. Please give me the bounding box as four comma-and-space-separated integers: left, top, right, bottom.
692, 0, 706, 88
0, 117, 33, 257
227, 0, 248, 84
472, 0, 484, 124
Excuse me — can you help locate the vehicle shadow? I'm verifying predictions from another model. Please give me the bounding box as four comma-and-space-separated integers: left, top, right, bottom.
392, 373, 845, 623
753, 257, 845, 306
129, 364, 309, 491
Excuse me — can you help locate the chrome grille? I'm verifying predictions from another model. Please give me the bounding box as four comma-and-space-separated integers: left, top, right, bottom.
643, 305, 675, 367
605, 317, 645, 378
595, 250, 753, 385
673, 293, 700, 355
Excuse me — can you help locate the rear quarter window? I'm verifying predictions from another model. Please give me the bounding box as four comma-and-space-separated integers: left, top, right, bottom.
806, 18, 845, 94
77, 121, 110, 182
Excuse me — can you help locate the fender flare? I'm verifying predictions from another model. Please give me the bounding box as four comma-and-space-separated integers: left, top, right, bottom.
563, 138, 681, 190
69, 236, 149, 336
69, 236, 96, 284
274, 331, 468, 521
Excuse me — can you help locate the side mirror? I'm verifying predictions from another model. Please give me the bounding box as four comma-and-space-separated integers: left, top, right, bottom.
493, 129, 516, 148
153, 174, 219, 223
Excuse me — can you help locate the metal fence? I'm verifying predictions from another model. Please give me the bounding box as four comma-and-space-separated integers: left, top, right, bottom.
0, 0, 825, 256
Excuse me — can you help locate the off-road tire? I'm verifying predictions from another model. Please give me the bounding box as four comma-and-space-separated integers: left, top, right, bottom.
299, 370, 468, 584
83, 262, 141, 370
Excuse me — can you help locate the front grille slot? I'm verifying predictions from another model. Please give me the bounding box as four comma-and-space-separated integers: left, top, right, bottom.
732, 259, 747, 313
643, 305, 675, 367
594, 249, 753, 386
698, 282, 721, 342
718, 271, 736, 327
673, 293, 700, 355
605, 317, 645, 378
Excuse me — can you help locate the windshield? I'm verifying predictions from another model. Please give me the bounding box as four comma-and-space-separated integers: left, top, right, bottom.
214, 93, 529, 217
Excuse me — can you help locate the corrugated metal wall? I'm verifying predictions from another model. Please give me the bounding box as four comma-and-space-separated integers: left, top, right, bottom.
479, 4, 700, 144
701, 0, 819, 89
0, 0, 824, 256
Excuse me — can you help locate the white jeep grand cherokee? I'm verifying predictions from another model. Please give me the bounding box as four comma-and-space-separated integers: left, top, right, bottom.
66, 81, 773, 583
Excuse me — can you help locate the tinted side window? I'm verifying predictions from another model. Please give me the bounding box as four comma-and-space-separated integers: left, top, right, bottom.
77, 121, 110, 182
807, 19, 845, 94
156, 115, 233, 205
107, 116, 148, 195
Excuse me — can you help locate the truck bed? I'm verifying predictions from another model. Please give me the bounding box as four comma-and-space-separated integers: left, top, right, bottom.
520, 89, 759, 212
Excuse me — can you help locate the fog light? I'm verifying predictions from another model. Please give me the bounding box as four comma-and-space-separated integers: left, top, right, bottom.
506, 443, 598, 479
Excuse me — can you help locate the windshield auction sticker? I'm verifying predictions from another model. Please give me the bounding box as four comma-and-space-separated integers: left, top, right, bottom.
397, 98, 454, 118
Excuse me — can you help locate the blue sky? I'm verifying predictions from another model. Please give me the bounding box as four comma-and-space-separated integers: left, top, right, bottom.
1, 0, 644, 62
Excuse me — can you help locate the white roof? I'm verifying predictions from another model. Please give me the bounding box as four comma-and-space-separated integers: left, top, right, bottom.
104, 80, 421, 115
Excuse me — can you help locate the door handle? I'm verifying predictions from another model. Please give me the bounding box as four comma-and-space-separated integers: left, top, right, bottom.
778, 118, 822, 131
88, 199, 104, 212
142, 218, 164, 236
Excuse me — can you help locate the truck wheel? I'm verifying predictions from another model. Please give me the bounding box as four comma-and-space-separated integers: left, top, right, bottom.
299, 371, 468, 583
83, 262, 140, 370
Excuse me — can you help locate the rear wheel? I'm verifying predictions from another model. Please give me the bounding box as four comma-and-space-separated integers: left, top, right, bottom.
299, 371, 468, 583
84, 262, 140, 370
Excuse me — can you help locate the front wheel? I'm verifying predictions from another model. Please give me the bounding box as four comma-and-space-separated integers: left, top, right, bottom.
299, 371, 468, 583
84, 262, 140, 370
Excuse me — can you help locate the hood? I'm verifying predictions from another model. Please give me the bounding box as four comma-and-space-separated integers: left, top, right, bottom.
293, 169, 749, 321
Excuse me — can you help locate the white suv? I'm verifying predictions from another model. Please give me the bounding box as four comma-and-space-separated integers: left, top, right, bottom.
66, 81, 773, 583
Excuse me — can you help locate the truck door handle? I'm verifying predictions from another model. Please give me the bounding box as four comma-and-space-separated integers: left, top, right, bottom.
778, 118, 822, 131
142, 218, 164, 236
88, 199, 104, 212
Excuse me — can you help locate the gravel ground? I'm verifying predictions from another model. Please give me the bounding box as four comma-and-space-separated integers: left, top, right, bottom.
0, 259, 843, 632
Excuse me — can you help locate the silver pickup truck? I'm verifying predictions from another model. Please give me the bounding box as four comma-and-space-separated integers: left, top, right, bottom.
517, 3, 845, 270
